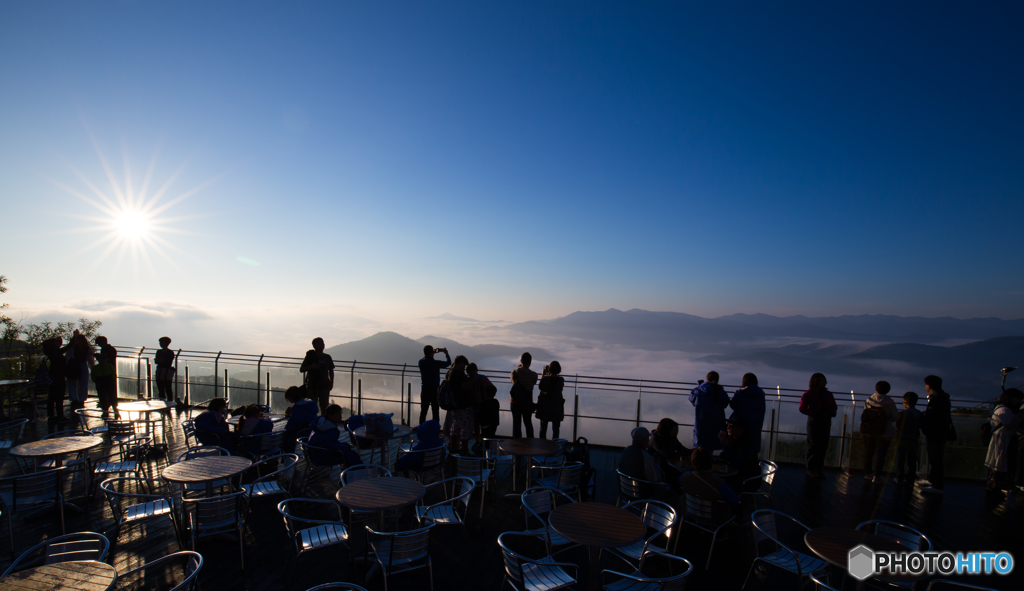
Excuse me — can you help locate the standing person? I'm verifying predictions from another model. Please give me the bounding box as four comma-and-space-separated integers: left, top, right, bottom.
468, 363, 497, 447
919, 375, 952, 495
894, 392, 924, 485
536, 361, 565, 440
689, 371, 729, 450
861, 381, 900, 483
42, 337, 67, 421
984, 389, 1023, 494
64, 332, 94, 414
509, 352, 538, 438
729, 372, 766, 453
799, 372, 837, 479
154, 336, 176, 402
95, 336, 119, 416
300, 337, 335, 414
445, 355, 474, 454
417, 345, 451, 424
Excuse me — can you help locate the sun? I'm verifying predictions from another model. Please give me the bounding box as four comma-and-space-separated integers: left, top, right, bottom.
116, 210, 150, 239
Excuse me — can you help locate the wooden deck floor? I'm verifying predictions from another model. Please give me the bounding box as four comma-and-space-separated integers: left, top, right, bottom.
1, 407, 1021, 591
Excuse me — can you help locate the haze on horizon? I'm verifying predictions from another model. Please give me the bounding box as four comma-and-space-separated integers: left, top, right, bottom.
2, 3, 1022, 357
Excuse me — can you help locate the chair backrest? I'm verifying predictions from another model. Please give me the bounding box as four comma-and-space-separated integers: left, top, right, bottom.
618, 470, 666, 503
638, 552, 693, 591
2, 532, 110, 577
497, 531, 545, 586
760, 460, 778, 487
626, 500, 677, 537
120, 551, 203, 591
253, 453, 300, 483
306, 584, 369, 591
181, 420, 198, 446
454, 455, 486, 478
420, 446, 445, 470
0, 418, 29, 442
7, 470, 62, 509
186, 492, 243, 534
483, 438, 509, 458
556, 462, 584, 487
521, 486, 574, 528
278, 498, 344, 539
683, 494, 717, 525
341, 464, 391, 485
261, 430, 285, 451
809, 572, 842, 591
857, 520, 932, 552
750, 508, 780, 546
177, 446, 230, 462
368, 525, 433, 573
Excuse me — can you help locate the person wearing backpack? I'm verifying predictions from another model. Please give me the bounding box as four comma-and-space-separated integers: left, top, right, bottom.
689, 371, 729, 450
919, 375, 952, 495
468, 363, 498, 443
984, 389, 1023, 495
509, 352, 538, 438
860, 381, 899, 483
63, 331, 94, 414
445, 355, 475, 453
535, 361, 565, 439
300, 337, 335, 414
895, 392, 924, 485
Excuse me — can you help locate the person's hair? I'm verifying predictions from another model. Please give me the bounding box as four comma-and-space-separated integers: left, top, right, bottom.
998, 388, 1023, 407
875, 381, 891, 395
325, 404, 342, 419
924, 375, 942, 390
453, 354, 468, 366
903, 391, 919, 406
95, 335, 107, 345
549, 361, 561, 375
706, 371, 719, 384
809, 373, 828, 390
691, 448, 713, 471
742, 373, 758, 387
423, 345, 434, 356
467, 363, 478, 374
72, 334, 91, 357
521, 352, 532, 365
159, 336, 172, 346
312, 337, 325, 348
243, 405, 261, 418
655, 418, 678, 436
207, 398, 228, 412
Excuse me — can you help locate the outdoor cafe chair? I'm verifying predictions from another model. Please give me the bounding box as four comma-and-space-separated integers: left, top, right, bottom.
602, 549, 694, 591
415, 476, 474, 537
741, 459, 778, 510
396, 446, 445, 484
681, 493, 735, 570
365, 523, 436, 591
117, 550, 203, 591
530, 461, 585, 501
278, 498, 351, 570
0, 468, 66, 549
340, 464, 392, 527
0, 418, 29, 451
2, 532, 109, 576
181, 420, 199, 448
238, 430, 285, 462
91, 436, 152, 497
482, 438, 515, 473
617, 470, 671, 507
531, 438, 567, 468
176, 446, 232, 498
498, 530, 578, 591
101, 476, 180, 548
337, 428, 378, 465
297, 438, 344, 492
240, 453, 298, 512
452, 454, 496, 518
608, 499, 679, 569
107, 418, 148, 446
74, 408, 109, 436
521, 486, 578, 557
182, 491, 245, 569
809, 572, 842, 591
856, 519, 933, 552
306, 584, 368, 591
742, 509, 829, 591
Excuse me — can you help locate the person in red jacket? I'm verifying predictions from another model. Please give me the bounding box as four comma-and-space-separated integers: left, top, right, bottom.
799, 372, 837, 479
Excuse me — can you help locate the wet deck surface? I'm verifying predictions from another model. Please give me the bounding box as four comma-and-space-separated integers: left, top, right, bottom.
1, 407, 1020, 591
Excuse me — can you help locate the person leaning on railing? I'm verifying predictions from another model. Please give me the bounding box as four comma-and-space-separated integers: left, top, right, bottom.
729, 373, 766, 453
689, 371, 729, 451
799, 373, 836, 480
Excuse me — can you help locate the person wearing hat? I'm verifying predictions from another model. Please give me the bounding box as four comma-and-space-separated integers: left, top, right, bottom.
719, 415, 761, 491
618, 426, 662, 483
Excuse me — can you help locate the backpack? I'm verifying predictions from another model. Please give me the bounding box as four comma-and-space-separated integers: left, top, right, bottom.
30, 359, 53, 388
437, 379, 457, 411
564, 437, 595, 501
860, 406, 886, 435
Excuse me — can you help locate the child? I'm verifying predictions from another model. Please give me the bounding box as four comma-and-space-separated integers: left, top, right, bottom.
894, 392, 924, 485
91, 352, 117, 417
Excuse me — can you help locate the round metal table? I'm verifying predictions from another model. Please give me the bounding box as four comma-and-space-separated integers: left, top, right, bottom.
804, 527, 925, 585
499, 438, 562, 493
0, 379, 31, 420
335, 476, 425, 529
227, 414, 287, 426
10, 436, 104, 467
117, 399, 176, 449
162, 456, 252, 497
0, 560, 117, 591
549, 502, 646, 591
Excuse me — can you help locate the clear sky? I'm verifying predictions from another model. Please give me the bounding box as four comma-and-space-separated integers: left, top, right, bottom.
1, 2, 1022, 351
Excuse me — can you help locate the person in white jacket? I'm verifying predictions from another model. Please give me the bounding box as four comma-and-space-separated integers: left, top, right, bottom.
985, 388, 1023, 494
862, 381, 900, 483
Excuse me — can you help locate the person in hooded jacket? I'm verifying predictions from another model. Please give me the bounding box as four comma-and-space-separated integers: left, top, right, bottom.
862, 380, 900, 483
799, 373, 837, 479
729, 372, 766, 453
919, 375, 952, 495
283, 385, 319, 453
194, 398, 235, 452
396, 419, 443, 475
984, 389, 1023, 494
308, 404, 363, 468
689, 371, 729, 450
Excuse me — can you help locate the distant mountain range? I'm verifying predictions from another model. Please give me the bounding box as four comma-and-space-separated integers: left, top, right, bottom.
324, 331, 556, 366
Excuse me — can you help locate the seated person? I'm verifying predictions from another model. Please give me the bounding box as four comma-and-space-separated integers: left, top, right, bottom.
194, 398, 235, 451
345, 414, 375, 450
308, 404, 363, 468
396, 420, 443, 475
618, 427, 663, 483
236, 405, 274, 456
649, 418, 691, 488
283, 385, 318, 453
678, 448, 739, 507
718, 416, 761, 492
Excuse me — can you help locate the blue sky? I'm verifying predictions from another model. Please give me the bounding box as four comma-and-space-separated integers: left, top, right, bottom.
1, 2, 1022, 350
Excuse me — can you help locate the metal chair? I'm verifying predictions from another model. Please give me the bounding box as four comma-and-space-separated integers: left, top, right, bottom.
91, 436, 152, 497
608, 499, 679, 569
238, 430, 285, 462
856, 520, 933, 552
306, 585, 368, 591
452, 454, 495, 518
117, 550, 203, 591
107, 419, 147, 445
483, 438, 515, 474
602, 550, 694, 591
415, 477, 474, 537
183, 491, 245, 569
75, 408, 109, 436
240, 453, 298, 512
681, 493, 735, 570
531, 438, 567, 468
365, 524, 435, 591
396, 446, 446, 484
531, 461, 585, 501
336, 428, 378, 465
278, 498, 351, 569
100, 476, 180, 548
617, 470, 671, 507
809, 572, 841, 591
0, 418, 29, 451
176, 446, 232, 498
742, 509, 829, 591
297, 438, 344, 491
741, 459, 778, 509
340, 463, 392, 485
181, 420, 199, 448
498, 530, 578, 591
521, 486, 578, 557
0, 468, 66, 549
2, 532, 109, 576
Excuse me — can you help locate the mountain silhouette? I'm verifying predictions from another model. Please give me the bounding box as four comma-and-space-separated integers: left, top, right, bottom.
324, 331, 556, 367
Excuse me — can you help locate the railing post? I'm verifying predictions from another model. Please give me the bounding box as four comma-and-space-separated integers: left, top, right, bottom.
224, 368, 229, 403
184, 365, 190, 405
358, 379, 362, 415
400, 363, 407, 425
257, 354, 264, 406
214, 351, 222, 397
407, 383, 412, 426
136, 347, 145, 399
767, 408, 776, 461
350, 360, 356, 416
839, 414, 848, 471
174, 349, 181, 403
573, 393, 580, 441
266, 372, 271, 410
146, 359, 152, 398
